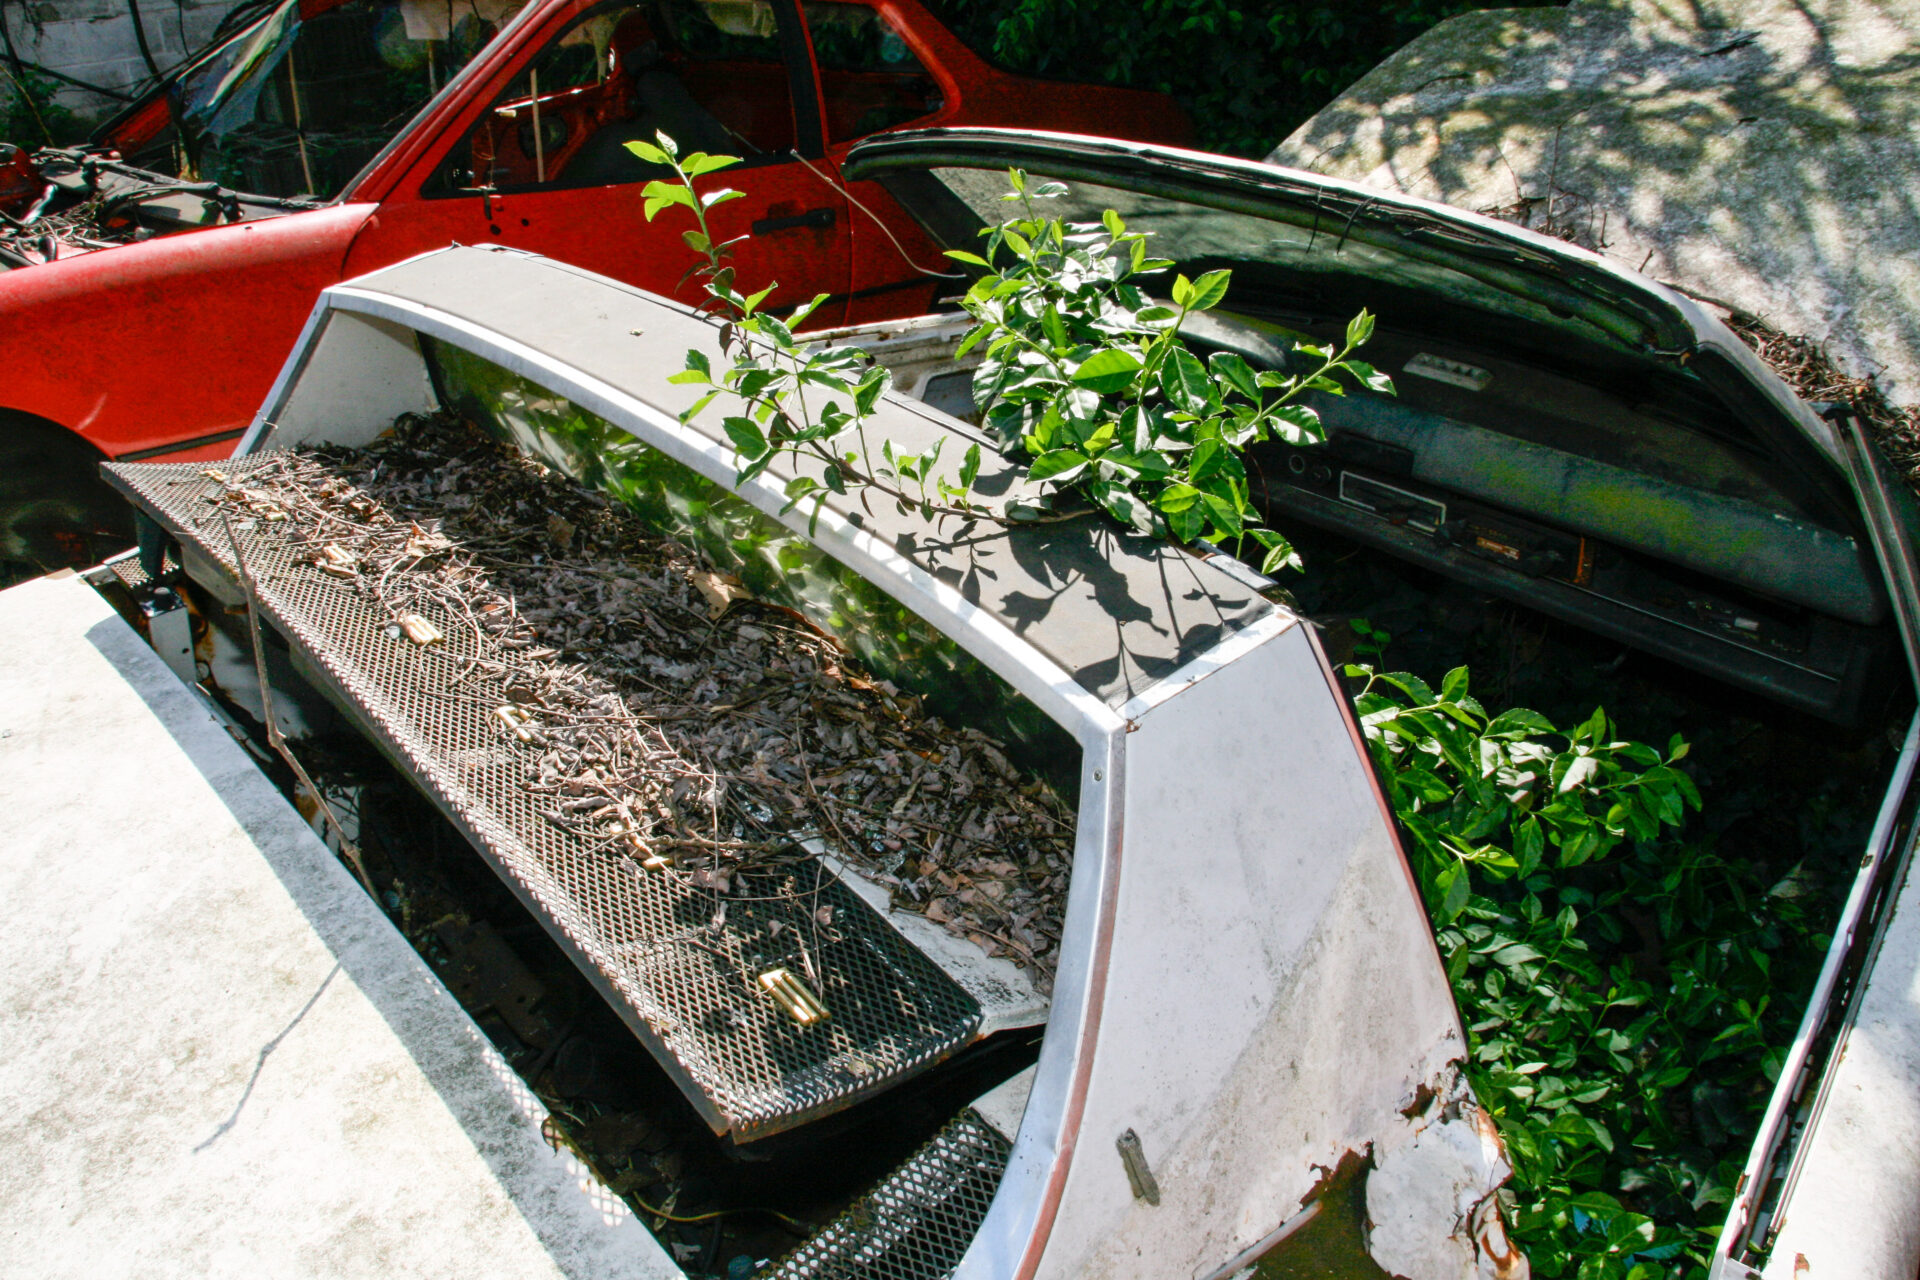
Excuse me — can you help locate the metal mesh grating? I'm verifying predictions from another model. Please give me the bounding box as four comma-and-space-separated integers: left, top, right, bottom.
102, 548, 177, 593
768, 1109, 1011, 1280
104, 457, 983, 1141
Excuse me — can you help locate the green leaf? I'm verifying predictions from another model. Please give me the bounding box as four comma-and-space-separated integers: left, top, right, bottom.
1157, 482, 1201, 513
1100, 449, 1172, 481
1042, 303, 1068, 350
1487, 707, 1558, 739
779, 474, 818, 514
742, 283, 778, 316
1072, 348, 1143, 394
757, 312, 796, 349
722, 415, 768, 460
853, 368, 890, 415
1344, 308, 1376, 349
1170, 273, 1195, 307
701, 187, 744, 210
1439, 862, 1471, 922
1515, 817, 1544, 876
1200, 491, 1244, 536
787, 292, 832, 327
1556, 753, 1600, 794
640, 179, 694, 221
624, 139, 670, 166
1266, 402, 1322, 445
1029, 449, 1090, 484
1186, 268, 1231, 311
944, 249, 991, 267
1209, 351, 1260, 401
1089, 479, 1158, 534
680, 151, 740, 177
1159, 346, 1214, 414
1260, 535, 1301, 575
1167, 503, 1205, 542
1344, 358, 1396, 396
959, 442, 982, 490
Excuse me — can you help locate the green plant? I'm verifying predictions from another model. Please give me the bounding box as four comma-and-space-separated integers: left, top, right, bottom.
2, 63, 79, 147
951, 169, 1389, 570
636, 135, 1388, 571
630, 131, 987, 526
923, 0, 1516, 158
1350, 651, 1829, 1278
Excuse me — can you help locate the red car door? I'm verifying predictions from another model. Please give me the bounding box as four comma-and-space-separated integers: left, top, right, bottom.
345, 0, 852, 324
805, 0, 959, 325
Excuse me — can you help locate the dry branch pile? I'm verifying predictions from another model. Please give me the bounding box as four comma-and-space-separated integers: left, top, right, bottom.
1727, 312, 1920, 495
209, 415, 1074, 990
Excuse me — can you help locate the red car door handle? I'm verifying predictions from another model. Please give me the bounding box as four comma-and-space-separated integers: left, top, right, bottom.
751, 206, 835, 235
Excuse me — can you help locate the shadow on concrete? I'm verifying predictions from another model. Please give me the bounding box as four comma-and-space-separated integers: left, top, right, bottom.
194, 962, 343, 1153
1269, 0, 1920, 408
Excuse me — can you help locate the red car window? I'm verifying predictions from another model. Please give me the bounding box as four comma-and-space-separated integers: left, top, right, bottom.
116, 0, 526, 199
434, 0, 800, 194
803, 1, 943, 142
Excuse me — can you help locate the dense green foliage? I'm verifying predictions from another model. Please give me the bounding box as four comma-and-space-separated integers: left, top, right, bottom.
920, 0, 1522, 156
1, 64, 79, 147
1350, 635, 1833, 1278
951, 171, 1388, 566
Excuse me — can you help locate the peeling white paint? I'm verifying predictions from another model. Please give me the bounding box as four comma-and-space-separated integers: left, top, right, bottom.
1368, 1070, 1523, 1280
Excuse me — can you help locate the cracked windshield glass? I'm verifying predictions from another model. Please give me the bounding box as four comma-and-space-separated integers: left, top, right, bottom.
127, 0, 527, 198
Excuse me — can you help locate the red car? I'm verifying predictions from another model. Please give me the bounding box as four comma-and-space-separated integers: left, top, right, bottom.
0, 0, 1186, 580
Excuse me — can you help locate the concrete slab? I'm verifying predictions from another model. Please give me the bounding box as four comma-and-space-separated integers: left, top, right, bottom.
1268, 0, 1920, 410
0, 573, 679, 1280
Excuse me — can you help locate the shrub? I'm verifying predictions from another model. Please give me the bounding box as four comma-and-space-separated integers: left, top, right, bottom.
1350, 642, 1832, 1277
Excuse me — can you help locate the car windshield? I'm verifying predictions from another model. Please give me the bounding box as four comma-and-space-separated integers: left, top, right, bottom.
923, 164, 1658, 355
128, 0, 525, 199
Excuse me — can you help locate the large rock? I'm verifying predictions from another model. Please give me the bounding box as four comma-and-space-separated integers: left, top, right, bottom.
1268, 0, 1920, 408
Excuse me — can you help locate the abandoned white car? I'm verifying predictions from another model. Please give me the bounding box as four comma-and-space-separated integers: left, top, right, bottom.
92, 130, 1920, 1279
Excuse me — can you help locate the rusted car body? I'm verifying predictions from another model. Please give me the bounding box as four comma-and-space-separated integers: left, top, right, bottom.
97, 129, 1920, 1277
0, 0, 1186, 581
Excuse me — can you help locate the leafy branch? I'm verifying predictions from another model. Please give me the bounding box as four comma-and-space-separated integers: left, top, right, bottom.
636, 135, 1390, 574
630, 132, 987, 529
953, 168, 1392, 571
1348, 643, 1820, 1278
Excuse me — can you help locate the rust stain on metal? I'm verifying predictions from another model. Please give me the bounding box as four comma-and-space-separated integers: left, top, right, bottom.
1249, 1150, 1393, 1280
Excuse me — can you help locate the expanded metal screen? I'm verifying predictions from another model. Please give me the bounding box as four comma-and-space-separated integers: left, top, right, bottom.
106, 457, 983, 1141
768, 1109, 1012, 1280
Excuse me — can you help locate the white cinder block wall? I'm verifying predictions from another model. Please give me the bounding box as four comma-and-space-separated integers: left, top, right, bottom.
3, 0, 250, 129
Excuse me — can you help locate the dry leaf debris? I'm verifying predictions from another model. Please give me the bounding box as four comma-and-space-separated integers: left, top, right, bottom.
205, 415, 1074, 990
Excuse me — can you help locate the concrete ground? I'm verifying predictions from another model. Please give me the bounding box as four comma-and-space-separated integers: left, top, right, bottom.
1270, 0, 1920, 412
0, 572, 678, 1280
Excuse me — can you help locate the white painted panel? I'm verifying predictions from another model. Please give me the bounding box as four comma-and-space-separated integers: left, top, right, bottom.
1032, 621, 1467, 1280
1760, 855, 1920, 1280
250, 311, 436, 453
